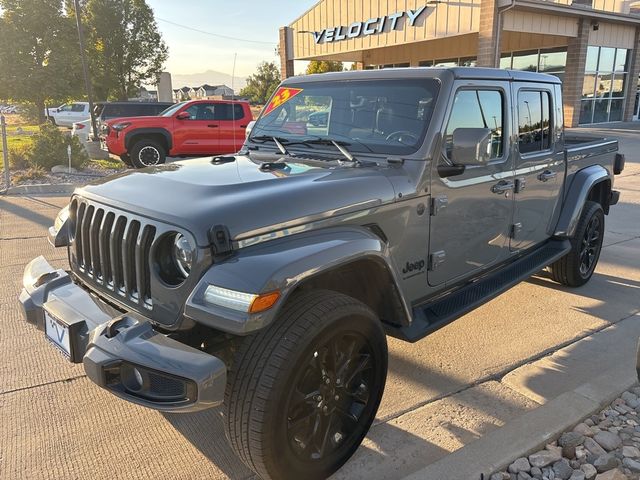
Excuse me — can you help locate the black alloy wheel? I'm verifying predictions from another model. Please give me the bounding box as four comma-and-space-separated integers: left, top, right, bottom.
285, 331, 376, 463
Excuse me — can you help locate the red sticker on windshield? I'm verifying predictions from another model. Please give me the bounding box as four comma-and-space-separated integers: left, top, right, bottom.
263, 87, 303, 116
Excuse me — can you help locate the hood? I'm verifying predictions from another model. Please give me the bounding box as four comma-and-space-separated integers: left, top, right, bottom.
77, 156, 396, 246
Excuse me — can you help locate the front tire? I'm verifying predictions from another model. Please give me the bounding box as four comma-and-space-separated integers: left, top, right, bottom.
130, 139, 166, 168
119, 154, 133, 167
224, 290, 388, 480
549, 201, 604, 287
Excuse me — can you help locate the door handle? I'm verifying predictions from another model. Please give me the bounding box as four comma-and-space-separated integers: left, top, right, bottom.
538, 170, 557, 182
491, 180, 514, 194
240, 124, 248, 128
207, 124, 219, 128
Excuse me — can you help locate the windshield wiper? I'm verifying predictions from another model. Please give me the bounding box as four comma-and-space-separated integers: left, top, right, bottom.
250, 135, 296, 157
301, 138, 357, 164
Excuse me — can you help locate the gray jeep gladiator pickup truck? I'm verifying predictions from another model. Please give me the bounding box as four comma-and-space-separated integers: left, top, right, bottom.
20, 68, 624, 480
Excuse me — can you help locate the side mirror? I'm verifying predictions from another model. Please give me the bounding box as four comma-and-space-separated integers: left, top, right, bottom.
451, 128, 492, 166
176, 111, 191, 120
245, 120, 256, 139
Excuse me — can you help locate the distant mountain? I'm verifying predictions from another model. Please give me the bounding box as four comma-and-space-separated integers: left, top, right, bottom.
170, 70, 247, 92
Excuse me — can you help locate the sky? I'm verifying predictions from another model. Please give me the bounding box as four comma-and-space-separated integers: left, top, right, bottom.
146, 0, 317, 78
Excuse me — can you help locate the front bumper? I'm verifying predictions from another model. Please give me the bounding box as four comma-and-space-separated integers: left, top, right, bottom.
19, 256, 226, 412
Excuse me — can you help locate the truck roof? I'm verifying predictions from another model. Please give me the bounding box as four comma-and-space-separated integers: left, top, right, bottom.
285, 67, 562, 85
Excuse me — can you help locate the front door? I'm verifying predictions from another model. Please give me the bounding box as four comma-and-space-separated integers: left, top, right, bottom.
428, 83, 515, 287
510, 84, 564, 251
173, 103, 220, 155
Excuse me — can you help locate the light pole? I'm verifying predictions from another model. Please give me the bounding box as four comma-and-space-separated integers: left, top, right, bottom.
73, 0, 98, 141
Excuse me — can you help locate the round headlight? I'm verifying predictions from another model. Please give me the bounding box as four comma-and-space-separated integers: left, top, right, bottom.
172, 233, 195, 277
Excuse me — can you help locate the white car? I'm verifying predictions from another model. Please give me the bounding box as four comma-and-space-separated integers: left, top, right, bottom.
45, 102, 90, 128
71, 119, 91, 145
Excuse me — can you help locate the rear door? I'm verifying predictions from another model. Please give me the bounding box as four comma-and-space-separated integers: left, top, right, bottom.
510, 83, 564, 251
172, 102, 220, 155
429, 82, 515, 286
212, 103, 247, 153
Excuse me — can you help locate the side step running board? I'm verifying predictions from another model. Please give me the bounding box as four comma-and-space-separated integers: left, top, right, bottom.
388, 239, 571, 343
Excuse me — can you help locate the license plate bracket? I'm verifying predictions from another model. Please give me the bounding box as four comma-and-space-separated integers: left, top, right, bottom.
44, 309, 86, 363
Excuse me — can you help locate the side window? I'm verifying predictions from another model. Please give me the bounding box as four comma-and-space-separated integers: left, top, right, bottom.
184, 104, 216, 120
518, 90, 552, 154
212, 104, 246, 120
71, 104, 86, 112
444, 89, 504, 160
59, 104, 73, 112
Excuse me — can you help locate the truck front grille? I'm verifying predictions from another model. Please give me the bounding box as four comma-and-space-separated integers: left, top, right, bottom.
70, 198, 156, 309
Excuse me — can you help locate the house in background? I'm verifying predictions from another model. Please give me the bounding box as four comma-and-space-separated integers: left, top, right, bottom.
172, 84, 236, 102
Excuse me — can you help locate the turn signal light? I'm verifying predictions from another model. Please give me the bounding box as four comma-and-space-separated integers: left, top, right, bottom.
249, 291, 281, 313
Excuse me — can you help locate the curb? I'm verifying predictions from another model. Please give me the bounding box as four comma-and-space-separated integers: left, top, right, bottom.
0, 183, 76, 195
402, 366, 637, 480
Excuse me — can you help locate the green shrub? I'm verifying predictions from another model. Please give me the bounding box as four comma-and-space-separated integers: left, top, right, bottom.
30, 123, 88, 170
8, 144, 32, 170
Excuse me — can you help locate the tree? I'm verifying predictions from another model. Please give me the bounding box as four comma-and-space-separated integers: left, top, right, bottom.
0, 0, 83, 122
84, 0, 168, 100
239, 61, 281, 105
306, 60, 344, 75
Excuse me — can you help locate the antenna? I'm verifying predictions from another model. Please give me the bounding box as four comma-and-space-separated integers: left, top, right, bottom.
231, 53, 238, 153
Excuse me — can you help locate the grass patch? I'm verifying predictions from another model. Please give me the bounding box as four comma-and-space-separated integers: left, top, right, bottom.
90, 158, 122, 170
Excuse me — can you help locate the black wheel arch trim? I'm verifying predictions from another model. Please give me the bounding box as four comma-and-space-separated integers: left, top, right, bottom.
554, 164, 612, 238
125, 128, 173, 152
184, 226, 411, 335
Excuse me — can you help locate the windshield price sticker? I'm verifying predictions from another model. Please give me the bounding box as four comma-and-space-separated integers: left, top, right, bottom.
263, 87, 304, 116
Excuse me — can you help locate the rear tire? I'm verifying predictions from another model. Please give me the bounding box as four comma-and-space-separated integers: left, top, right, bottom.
549, 201, 604, 287
130, 139, 166, 168
224, 290, 388, 480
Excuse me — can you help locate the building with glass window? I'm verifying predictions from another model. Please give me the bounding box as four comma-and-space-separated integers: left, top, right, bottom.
279, 0, 640, 126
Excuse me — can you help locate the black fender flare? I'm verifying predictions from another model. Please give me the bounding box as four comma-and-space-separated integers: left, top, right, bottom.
554, 164, 611, 238
185, 226, 410, 335
124, 128, 173, 152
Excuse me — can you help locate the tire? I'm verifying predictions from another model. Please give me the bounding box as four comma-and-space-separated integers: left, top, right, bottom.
549, 201, 605, 287
224, 290, 388, 480
47, 116, 57, 126
119, 154, 133, 167
130, 139, 166, 168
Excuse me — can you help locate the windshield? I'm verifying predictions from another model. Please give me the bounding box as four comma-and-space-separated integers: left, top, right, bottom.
249, 79, 439, 155
160, 102, 187, 117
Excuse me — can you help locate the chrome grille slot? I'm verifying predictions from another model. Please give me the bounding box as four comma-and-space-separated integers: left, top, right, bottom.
81, 205, 94, 274
72, 198, 156, 310
99, 212, 115, 287
122, 220, 140, 299
90, 209, 104, 280
111, 216, 126, 293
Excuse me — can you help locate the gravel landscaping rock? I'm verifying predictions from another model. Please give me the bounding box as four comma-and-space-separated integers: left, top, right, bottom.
1, 162, 124, 191
492, 388, 640, 480
531, 448, 564, 468
510, 457, 532, 474
595, 432, 624, 452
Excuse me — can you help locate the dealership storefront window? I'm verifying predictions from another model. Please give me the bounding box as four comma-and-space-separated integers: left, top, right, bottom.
580, 46, 628, 124
500, 47, 567, 83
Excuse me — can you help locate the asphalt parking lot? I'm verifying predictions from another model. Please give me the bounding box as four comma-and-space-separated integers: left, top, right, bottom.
1, 125, 639, 480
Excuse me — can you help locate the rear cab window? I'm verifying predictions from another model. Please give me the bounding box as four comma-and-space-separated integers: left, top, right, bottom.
517, 90, 553, 154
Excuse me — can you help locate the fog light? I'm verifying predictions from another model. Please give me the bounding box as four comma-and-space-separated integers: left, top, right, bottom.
121, 364, 145, 393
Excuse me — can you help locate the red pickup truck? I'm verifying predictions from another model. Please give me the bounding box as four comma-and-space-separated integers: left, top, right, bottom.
103, 99, 253, 168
